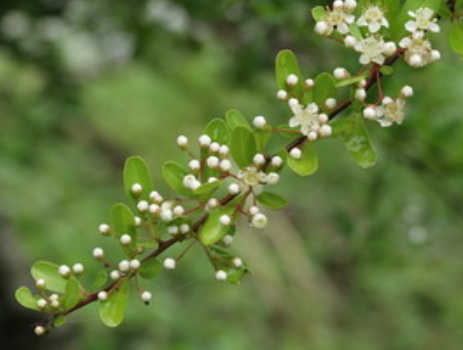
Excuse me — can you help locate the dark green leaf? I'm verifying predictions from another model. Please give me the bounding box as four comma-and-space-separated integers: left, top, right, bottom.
139, 259, 162, 279
230, 126, 257, 168
257, 191, 288, 210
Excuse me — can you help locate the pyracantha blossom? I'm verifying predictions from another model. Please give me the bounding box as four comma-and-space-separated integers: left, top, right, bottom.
354, 35, 392, 65
357, 5, 389, 33
405, 7, 440, 34
236, 167, 278, 192
316, 3, 355, 36
399, 32, 440, 67
375, 97, 407, 127
288, 99, 331, 140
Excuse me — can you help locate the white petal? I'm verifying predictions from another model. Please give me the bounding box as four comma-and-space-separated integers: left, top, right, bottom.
399, 37, 411, 48
357, 16, 366, 26
359, 54, 371, 65
378, 119, 392, 127
408, 11, 416, 18
373, 54, 386, 65
405, 21, 417, 32
382, 18, 389, 27
369, 22, 381, 33
338, 23, 350, 34
430, 23, 440, 33
307, 103, 319, 113
345, 14, 355, 24
289, 117, 299, 128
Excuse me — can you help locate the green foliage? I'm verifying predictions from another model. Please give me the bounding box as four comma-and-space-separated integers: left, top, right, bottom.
110, 203, 137, 251
139, 259, 163, 280
287, 143, 319, 176
15, 287, 39, 311
275, 50, 304, 99
230, 126, 257, 168
204, 118, 230, 144
449, 21, 463, 57
162, 161, 194, 197
257, 191, 288, 210
123, 156, 153, 203
199, 207, 235, 246
99, 283, 129, 328
225, 109, 251, 130
31, 261, 68, 294
62, 278, 81, 309
313, 73, 337, 111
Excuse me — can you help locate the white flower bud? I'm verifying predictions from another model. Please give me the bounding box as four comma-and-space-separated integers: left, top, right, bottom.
253, 153, 265, 165
149, 204, 160, 215
220, 214, 232, 226
219, 145, 229, 156
163, 258, 176, 270
384, 42, 397, 56
134, 216, 142, 226
363, 107, 377, 120
304, 79, 314, 89
180, 223, 190, 234
209, 142, 220, 153
37, 299, 47, 309
189, 159, 200, 171
308, 131, 318, 141
344, 0, 357, 11
344, 35, 357, 48
50, 300, 60, 308
161, 209, 173, 222
173, 205, 185, 217
93, 247, 104, 260
208, 177, 218, 183
177, 135, 188, 148
271, 156, 283, 167
72, 263, 84, 275
253, 116, 267, 128
220, 159, 232, 172
286, 74, 299, 87
118, 260, 130, 272
319, 125, 333, 138
207, 198, 219, 210
215, 270, 228, 281
357, 79, 367, 88
168, 225, 179, 235
110, 270, 120, 280
120, 234, 132, 245
276, 90, 288, 100
233, 258, 243, 268
198, 134, 212, 148
431, 50, 441, 61
318, 114, 329, 123
49, 294, 59, 302
249, 206, 260, 215
333, 67, 348, 80
355, 88, 366, 101
34, 325, 46, 336
325, 98, 337, 109
252, 213, 268, 229
58, 265, 71, 277
206, 156, 220, 169
266, 172, 280, 185
141, 291, 152, 304
97, 291, 108, 301
98, 223, 111, 236
36, 279, 46, 289
333, 0, 343, 9
130, 259, 140, 270
137, 200, 149, 212
228, 183, 240, 194
289, 148, 302, 160
288, 98, 299, 109
149, 191, 163, 203
222, 235, 234, 246
409, 54, 423, 67
131, 183, 143, 196
315, 21, 329, 35
401, 85, 414, 98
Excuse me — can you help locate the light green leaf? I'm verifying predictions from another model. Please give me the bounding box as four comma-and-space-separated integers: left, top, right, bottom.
449, 21, 463, 56
380, 66, 394, 75
99, 283, 129, 328
226, 269, 247, 285
313, 73, 337, 110
225, 109, 250, 130
204, 118, 230, 144
91, 270, 108, 291
15, 287, 39, 310
287, 142, 319, 176
230, 126, 257, 168
275, 50, 304, 99
53, 316, 67, 327
162, 161, 194, 197
111, 203, 137, 244
31, 261, 68, 293
254, 127, 272, 152
257, 191, 288, 210
139, 259, 162, 279
335, 71, 369, 88
199, 207, 235, 246
194, 181, 221, 202
311, 6, 326, 21
123, 156, 152, 203
62, 277, 81, 310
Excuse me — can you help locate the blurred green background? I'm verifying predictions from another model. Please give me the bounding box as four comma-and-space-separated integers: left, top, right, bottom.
1, 0, 463, 349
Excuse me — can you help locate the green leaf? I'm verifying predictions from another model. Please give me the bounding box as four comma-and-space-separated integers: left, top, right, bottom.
311, 6, 326, 21
99, 283, 129, 328
225, 109, 250, 130
111, 203, 137, 245
15, 287, 39, 310
62, 277, 81, 310
380, 66, 394, 75
449, 21, 463, 56
123, 156, 153, 202
194, 181, 221, 202
313, 73, 337, 110
383, 0, 401, 24
139, 259, 162, 279
53, 316, 67, 328
204, 118, 230, 144
348, 23, 363, 41
91, 270, 108, 291
162, 161, 194, 197
254, 127, 272, 152
31, 261, 68, 293
199, 207, 235, 246
287, 142, 319, 176
226, 269, 247, 285
275, 50, 303, 99
230, 126, 257, 168
341, 113, 377, 168
335, 71, 369, 88
257, 191, 288, 210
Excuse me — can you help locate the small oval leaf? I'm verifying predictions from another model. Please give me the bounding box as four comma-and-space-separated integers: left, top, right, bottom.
99, 283, 129, 328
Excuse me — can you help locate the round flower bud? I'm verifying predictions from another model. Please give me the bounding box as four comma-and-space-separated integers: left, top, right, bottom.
58, 265, 71, 278
163, 258, 176, 270
219, 145, 229, 156
72, 263, 84, 275
276, 90, 288, 100
98, 223, 111, 236
288, 98, 299, 109
36, 279, 46, 289
173, 205, 185, 217
110, 270, 120, 280
409, 54, 423, 67
431, 50, 441, 61
344, 35, 356, 48
93, 247, 104, 260
325, 98, 337, 110
131, 183, 143, 196
161, 209, 173, 222
220, 159, 232, 172
286, 74, 299, 87
355, 88, 366, 101
289, 148, 302, 160
149, 191, 163, 203
271, 156, 283, 168
266, 172, 280, 185
97, 291, 108, 301
315, 21, 329, 35
177, 135, 188, 148
357, 79, 367, 88
130, 259, 140, 270
222, 235, 234, 246
120, 234, 132, 246
308, 131, 318, 141
50, 300, 60, 308
319, 125, 333, 138
198, 134, 212, 148
344, 0, 357, 11
37, 299, 47, 309
333, 0, 343, 9
209, 142, 220, 153
137, 200, 149, 212
34, 325, 46, 336
318, 114, 329, 124
208, 177, 218, 183
206, 156, 220, 169
180, 223, 190, 234
134, 216, 142, 226
401, 85, 414, 98
215, 270, 228, 281
333, 67, 348, 80
384, 42, 397, 56
220, 214, 232, 226
253, 116, 267, 129
253, 153, 265, 165
363, 107, 377, 120
167, 225, 179, 235
207, 198, 219, 210
304, 79, 314, 89
233, 258, 243, 268
119, 260, 130, 272
141, 291, 152, 304
228, 183, 240, 195
249, 206, 260, 216
189, 159, 200, 171
149, 204, 160, 215
252, 213, 268, 229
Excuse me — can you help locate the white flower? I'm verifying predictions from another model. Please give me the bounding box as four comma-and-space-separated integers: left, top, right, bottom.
266, 172, 280, 185
357, 5, 389, 33
206, 156, 220, 169
233, 258, 243, 268
252, 213, 268, 229
120, 234, 132, 245
316, 5, 355, 36
249, 206, 260, 215
228, 183, 240, 194
363, 107, 378, 120
286, 74, 299, 86
304, 79, 314, 89
110, 270, 120, 280
118, 260, 130, 272
177, 135, 188, 148
376, 97, 407, 127
137, 200, 149, 212
130, 259, 141, 270
35, 325, 46, 336
98, 223, 111, 235
180, 223, 190, 234
98, 291, 108, 301
37, 299, 47, 309
355, 35, 388, 65
253, 153, 265, 165
198, 134, 212, 147
401, 85, 414, 98
237, 167, 267, 187
222, 235, 234, 246
288, 101, 321, 136
220, 214, 232, 226
209, 142, 220, 153
36, 279, 46, 289
219, 159, 232, 172
405, 7, 440, 34
164, 258, 176, 270
399, 32, 438, 67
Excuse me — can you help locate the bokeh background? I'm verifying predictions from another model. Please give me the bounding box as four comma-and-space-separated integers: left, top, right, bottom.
1, 0, 463, 349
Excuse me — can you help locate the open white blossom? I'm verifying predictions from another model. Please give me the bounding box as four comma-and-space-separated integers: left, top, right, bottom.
375, 97, 407, 127
399, 32, 439, 67
357, 5, 389, 33
316, 4, 355, 36
405, 7, 440, 34
288, 99, 331, 139
354, 35, 390, 65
